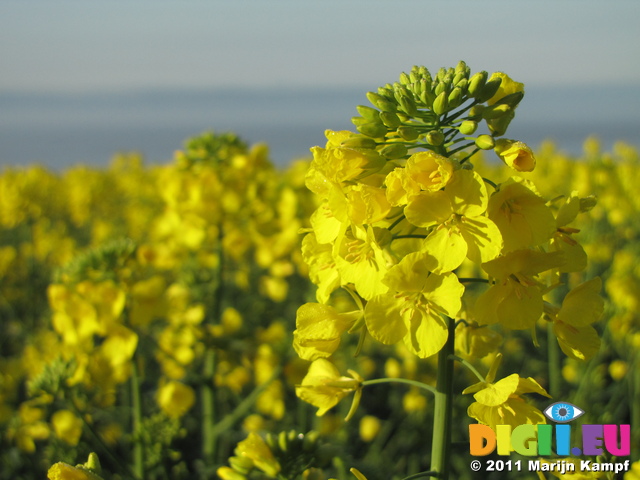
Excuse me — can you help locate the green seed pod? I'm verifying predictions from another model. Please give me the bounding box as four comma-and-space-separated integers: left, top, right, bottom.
340, 135, 378, 149
468, 71, 488, 97
379, 111, 402, 128
476, 77, 503, 102
366, 92, 396, 112
475, 134, 495, 150
458, 120, 478, 135
432, 91, 449, 115
397, 126, 419, 141
448, 87, 463, 109
356, 105, 380, 121
482, 103, 512, 120
379, 143, 408, 159
426, 130, 445, 146
357, 122, 388, 138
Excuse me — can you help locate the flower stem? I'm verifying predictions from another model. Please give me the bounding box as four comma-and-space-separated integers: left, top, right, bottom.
429, 317, 455, 480
450, 355, 486, 383
361, 377, 437, 396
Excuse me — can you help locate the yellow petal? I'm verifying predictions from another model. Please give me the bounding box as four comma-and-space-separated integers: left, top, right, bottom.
557, 277, 603, 327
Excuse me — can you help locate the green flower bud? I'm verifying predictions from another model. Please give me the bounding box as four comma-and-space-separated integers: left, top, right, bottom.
468, 71, 488, 97
340, 135, 378, 149
455, 77, 469, 93
398, 94, 418, 116
357, 122, 388, 138
458, 120, 478, 135
366, 92, 396, 112
379, 111, 402, 128
356, 105, 380, 121
455, 60, 469, 76
399, 72, 411, 85
468, 104, 485, 120
421, 83, 436, 108
397, 126, 419, 141
476, 77, 503, 102
432, 91, 449, 115
351, 116, 370, 126
475, 134, 495, 150
278, 431, 290, 452
434, 80, 447, 96
379, 143, 408, 159
448, 87, 463, 109
426, 131, 445, 146
482, 103, 512, 120
487, 110, 515, 136
493, 91, 524, 109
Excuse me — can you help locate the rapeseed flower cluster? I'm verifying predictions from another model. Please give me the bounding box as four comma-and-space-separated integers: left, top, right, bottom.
0, 64, 637, 479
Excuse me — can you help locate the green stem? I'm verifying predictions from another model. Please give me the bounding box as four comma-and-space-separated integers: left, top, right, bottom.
361, 377, 437, 396
450, 355, 486, 383
131, 358, 144, 479
547, 323, 562, 398
429, 317, 455, 480
210, 367, 282, 437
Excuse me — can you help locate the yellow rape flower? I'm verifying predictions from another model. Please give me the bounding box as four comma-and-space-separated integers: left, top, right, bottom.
334, 225, 392, 300
487, 178, 556, 252
548, 277, 604, 360
296, 359, 363, 418
551, 192, 589, 272
486, 72, 524, 106
464, 372, 549, 430
364, 252, 464, 358
494, 139, 536, 172
235, 432, 281, 477
301, 233, 341, 303
293, 303, 360, 361
47, 453, 103, 480
475, 249, 565, 329
405, 169, 503, 272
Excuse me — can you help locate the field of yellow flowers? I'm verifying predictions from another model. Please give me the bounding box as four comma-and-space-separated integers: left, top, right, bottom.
1, 63, 639, 480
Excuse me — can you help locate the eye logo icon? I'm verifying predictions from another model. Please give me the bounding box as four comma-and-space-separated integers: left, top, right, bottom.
543, 402, 584, 423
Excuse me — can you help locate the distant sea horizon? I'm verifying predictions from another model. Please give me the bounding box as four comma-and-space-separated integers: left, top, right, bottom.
1, 84, 639, 170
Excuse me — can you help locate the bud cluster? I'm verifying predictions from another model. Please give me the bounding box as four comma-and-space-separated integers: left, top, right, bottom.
349, 61, 525, 164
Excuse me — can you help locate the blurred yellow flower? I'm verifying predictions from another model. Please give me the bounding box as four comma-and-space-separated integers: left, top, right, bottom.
51, 409, 83, 446
157, 380, 195, 418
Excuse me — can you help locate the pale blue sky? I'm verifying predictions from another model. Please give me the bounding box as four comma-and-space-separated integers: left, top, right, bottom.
2, 0, 640, 93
